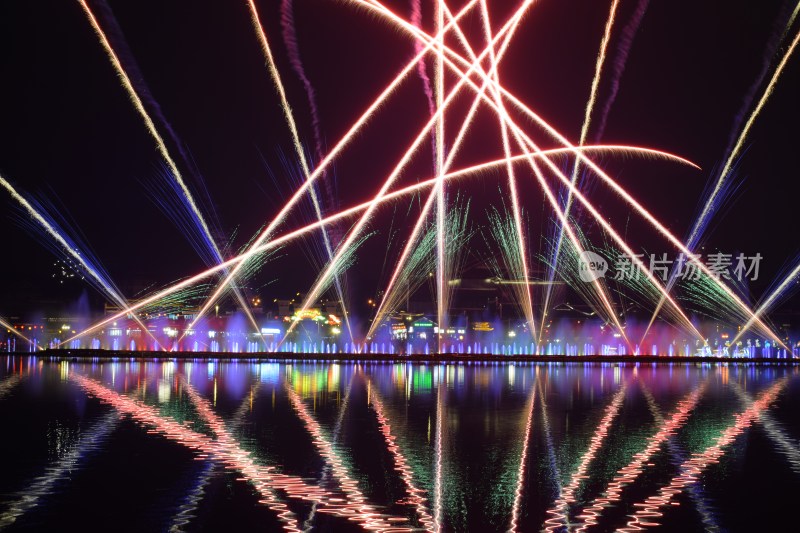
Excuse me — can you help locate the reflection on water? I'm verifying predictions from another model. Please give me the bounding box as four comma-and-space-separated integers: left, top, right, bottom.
0, 356, 798, 531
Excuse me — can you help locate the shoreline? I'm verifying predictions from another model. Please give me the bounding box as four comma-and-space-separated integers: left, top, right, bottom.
6, 348, 798, 365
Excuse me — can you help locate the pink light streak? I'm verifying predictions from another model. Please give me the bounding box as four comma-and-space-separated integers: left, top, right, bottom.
368, 381, 436, 531
360, 0, 779, 345
619, 378, 787, 531
61, 143, 696, 347
543, 383, 628, 532
573, 381, 708, 531
283, 382, 398, 530
509, 379, 537, 532
73, 373, 415, 531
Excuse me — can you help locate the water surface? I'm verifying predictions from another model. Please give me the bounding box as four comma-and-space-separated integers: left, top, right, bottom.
0, 356, 798, 531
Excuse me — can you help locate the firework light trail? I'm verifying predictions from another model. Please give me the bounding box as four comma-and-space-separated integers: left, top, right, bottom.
76, 0, 262, 344
279, 0, 325, 170
542, 0, 621, 342
277, 0, 349, 326
690, 21, 800, 249
461, 0, 638, 345
288, 0, 537, 342
367, 0, 533, 338
183, 0, 353, 343
0, 317, 40, 350
376, 3, 785, 344
251, 0, 351, 335
642, 11, 800, 343
0, 174, 161, 350
88, 0, 215, 232
354, 0, 669, 344
75, 0, 212, 251
434, 0, 447, 348
187, 0, 482, 347
456, 52, 777, 344
592, 0, 651, 143
420, 3, 635, 342
285, 3, 500, 328
731, 260, 800, 345
60, 144, 697, 346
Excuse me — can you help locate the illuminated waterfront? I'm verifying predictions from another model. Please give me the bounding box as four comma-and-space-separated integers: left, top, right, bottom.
1, 356, 798, 531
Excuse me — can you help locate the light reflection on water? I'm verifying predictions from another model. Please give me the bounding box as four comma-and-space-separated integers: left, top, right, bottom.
0, 356, 798, 531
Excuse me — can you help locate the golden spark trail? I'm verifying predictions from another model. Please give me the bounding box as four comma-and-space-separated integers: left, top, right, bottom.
578, 0, 622, 151
731, 260, 800, 345
644, 18, 800, 343
77, 0, 261, 342
544, 0, 622, 342
77, 0, 211, 249
368, 0, 533, 338
361, 4, 775, 345
691, 24, 800, 248
60, 144, 696, 346
184, 0, 354, 343
248, 0, 350, 332
0, 174, 161, 350
187, 0, 482, 343
289, 1, 535, 340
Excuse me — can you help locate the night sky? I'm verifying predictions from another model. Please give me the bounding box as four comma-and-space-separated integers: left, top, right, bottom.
1, 0, 798, 319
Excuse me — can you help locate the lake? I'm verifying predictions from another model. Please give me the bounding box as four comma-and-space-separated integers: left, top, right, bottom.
0, 356, 797, 531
